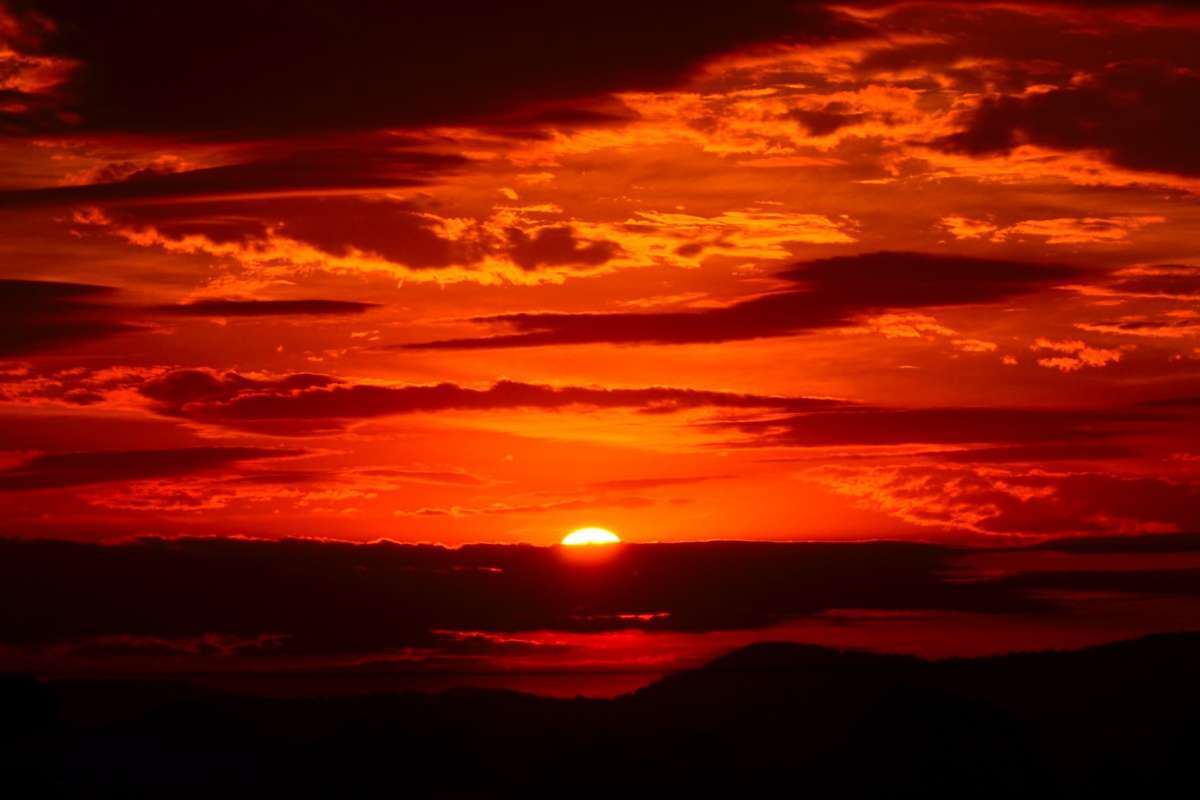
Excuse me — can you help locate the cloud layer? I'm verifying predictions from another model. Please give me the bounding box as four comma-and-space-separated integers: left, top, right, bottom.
2, 0, 865, 137
3, 535, 1199, 673
407, 252, 1085, 348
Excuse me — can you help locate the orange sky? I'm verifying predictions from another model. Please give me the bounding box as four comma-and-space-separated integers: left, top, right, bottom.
3, 0, 1200, 547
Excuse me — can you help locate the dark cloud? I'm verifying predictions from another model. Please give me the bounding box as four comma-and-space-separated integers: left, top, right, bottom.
137, 369, 845, 435
717, 406, 1157, 448
786, 102, 867, 135
22, 363, 1183, 460
0, 447, 303, 491
404, 252, 1085, 349
80, 196, 623, 273
3, 535, 1198, 671
0, 279, 384, 356
817, 464, 1200, 536
0, 148, 467, 207
353, 468, 488, 486
979, 472, 1200, 535
930, 443, 1140, 464
1079, 318, 1199, 337
997, 566, 1200, 597
851, 3, 1200, 95
154, 299, 379, 317
221, 196, 463, 267
505, 225, 624, 270
2, 0, 866, 138
0, 279, 140, 357
937, 62, 1200, 177
1138, 396, 1200, 409
1030, 532, 1200, 555
1099, 264, 1200, 300
0, 537, 1027, 655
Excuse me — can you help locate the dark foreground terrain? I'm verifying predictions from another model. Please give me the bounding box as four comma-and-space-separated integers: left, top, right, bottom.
5, 632, 1199, 797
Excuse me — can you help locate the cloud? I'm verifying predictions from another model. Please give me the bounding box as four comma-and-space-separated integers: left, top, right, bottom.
809, 464, 1200, 536
404, 251, 1084, 349
13, 365, 1178, 465
0, 447, 303, 491
1031, 532, 1200, 555
0, 148, 469, 207
588, 475, 725, 491
940, 215, 1166, 245
353, 467, 490, 487
504, 225, 624, 270
627, 209, 858, 252
49, 632, 286, 659
1086, 264, 1200, 302
46, 462, 493, 513
714, 405, 1151, 448
137, 369, 845, 435
2, 0, 865, 138
930, 443, 1140, 464
71, 197, 638, 282
787, 102, 868, 135
0, 363, 162, 408
937, 62, 1200, 178
1031, 338, 1126, 372
19, 364, 1176, 460
952, 339, 999, 354
0, 279, 139, 356
153, 299, 379, 317
0, 537, 1045, 657
1076, 314, 1200, 340
86, 195, 473, 271
0, 279, 385, 356
860, 313, 957, 340
395, 495, 655, 518
1069, 265, 1200, 341
5, 534, 1200, 676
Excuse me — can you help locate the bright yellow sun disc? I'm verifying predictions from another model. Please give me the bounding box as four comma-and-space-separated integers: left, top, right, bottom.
562, 527, 621, 546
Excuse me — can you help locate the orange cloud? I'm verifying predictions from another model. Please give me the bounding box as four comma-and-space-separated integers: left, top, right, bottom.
942, 215, 1165, 244
1031, 338, 1128, 372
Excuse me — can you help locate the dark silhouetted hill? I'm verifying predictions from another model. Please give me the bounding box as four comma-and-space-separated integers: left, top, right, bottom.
4, 633, 1200, 797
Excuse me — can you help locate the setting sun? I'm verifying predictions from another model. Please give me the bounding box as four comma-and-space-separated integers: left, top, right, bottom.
562, 528, 621, 546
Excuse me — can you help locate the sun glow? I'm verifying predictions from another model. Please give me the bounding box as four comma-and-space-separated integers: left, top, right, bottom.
562, 527, 621, 546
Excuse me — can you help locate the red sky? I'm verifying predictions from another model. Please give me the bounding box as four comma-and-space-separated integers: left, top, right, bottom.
3, 1, 1200, 685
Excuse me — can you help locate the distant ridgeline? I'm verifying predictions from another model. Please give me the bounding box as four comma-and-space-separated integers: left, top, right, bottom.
4, 631, 1199, 796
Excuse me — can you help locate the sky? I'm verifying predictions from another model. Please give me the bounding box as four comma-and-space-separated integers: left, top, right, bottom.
3, 1, 1200, 685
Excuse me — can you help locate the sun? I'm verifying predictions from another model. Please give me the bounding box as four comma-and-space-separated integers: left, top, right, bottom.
561, 527, 621, 546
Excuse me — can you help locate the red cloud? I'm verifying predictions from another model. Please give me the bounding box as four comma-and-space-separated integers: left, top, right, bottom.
0, 447, 303, 491
0, 148, 468, 207
0, 279, 139, 356
138, 369, 845, 435
153, 299, 379, 317
79, 196, 625, 274
714, 406, 1156, 448
812, 464, 1200, 536
0, 279, 385, 356
405, 252, 1087, 349
938, 62, 1200, 177
505, 225, 624, 270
